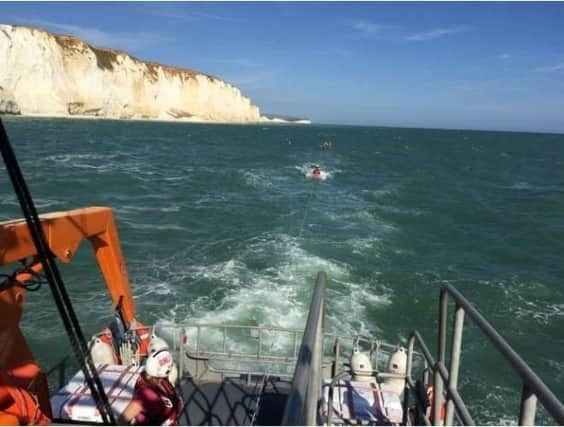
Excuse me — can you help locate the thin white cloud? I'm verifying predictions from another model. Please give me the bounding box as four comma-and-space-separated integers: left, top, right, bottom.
347, 20, 402, 40
150, 8, 240, 23
10, 18, 173, 51
212, 58, 261, 68
497, 53, 511, 60
192, 11, 239, 22
533, 63, 564, 72
351, 21, 387, 36
404, 26, 471, 41
327, 48, 353, 58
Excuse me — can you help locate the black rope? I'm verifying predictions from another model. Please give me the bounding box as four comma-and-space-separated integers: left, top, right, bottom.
0, 258, 48, 292
0, 118, 116, 424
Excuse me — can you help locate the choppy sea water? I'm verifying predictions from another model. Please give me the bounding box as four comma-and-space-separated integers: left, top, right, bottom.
1, 117, 563, 424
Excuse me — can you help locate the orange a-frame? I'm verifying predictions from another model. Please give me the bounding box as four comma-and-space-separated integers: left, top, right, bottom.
0, 207, 137, 423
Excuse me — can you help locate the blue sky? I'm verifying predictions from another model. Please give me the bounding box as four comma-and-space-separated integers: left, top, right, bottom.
2, 2, 564, 132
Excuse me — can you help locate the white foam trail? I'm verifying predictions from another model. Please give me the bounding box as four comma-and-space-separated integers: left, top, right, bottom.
325, 210, 397, 233
121, 220, 187, 232
114, 204, 181, 214
242, 170, 273, 190
152, 233, 393, 342
345, 237, 383, 256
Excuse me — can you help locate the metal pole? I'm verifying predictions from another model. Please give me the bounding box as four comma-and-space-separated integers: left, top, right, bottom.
405, 335, 416, 426
445, 305, 465, 426
179, 328, 184, 380
407, 335, 415, 382
433, 366, 444, 426
519, 384, 537, 426
305, 301, 324, 425
332, 338, 340, 379
438, 287, 448, 365
282, 271, 326, 426
434, 288, 448, 426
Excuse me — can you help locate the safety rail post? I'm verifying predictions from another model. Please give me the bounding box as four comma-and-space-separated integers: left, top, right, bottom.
307, 299, 324, 425
179, 327, 184, 378
434, 288, 448, 426
519, 383, 538, 425
331, 338, 340, 379
407, 335, 415, 382
282, 271, 326, 426
196, 325, 201, 379
438, 288, 448, 364
445, 304, 465, 426
405, 335, 416, 425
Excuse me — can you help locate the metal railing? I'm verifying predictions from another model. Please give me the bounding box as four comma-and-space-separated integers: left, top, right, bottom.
407, 283, 564, 426
153, 321, 304, 381
282, 271, 326, 426
46, 355, 73, 394
155, 322, 303, 361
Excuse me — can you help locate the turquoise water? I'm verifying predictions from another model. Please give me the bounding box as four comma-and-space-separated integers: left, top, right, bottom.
1, 117, 563, 424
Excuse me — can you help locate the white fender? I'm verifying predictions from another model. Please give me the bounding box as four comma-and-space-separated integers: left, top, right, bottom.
148, 332, 169, 354
89, 337, 117, 365
383, 346, 407, 396
350, 347, 374, 382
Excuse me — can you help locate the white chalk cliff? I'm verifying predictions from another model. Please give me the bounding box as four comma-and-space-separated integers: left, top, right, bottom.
0, 24, 261, 122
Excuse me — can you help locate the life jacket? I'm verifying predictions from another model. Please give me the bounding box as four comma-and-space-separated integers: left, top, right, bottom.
0, 372, 50, 426
133, 374, 182, 426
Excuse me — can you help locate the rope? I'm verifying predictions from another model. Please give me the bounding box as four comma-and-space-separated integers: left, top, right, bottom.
297, 180, 317, 240
0, 118, 116, 424
0, 258, 48, 292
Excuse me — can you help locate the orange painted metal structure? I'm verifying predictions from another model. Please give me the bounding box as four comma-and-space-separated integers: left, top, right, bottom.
0, 206, 137, 422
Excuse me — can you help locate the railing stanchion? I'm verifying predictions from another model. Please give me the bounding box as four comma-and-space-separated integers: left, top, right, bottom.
404, 335, 416, 425
282, 271, 326, 425
435, 288, 448, 426
445, 304, 465, 426
305, 299, 324, 425
519, 384, 537, 426
438, 287, 448, 366
433, 365, 444, 426
179, 327, 184, 379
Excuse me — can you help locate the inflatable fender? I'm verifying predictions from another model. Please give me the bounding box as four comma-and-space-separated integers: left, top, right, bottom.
89, 336, 117, 365
383, 346, 407, 396
148, 333, 169, 354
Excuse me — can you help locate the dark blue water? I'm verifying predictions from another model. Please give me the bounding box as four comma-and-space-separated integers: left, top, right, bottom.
1, 117, 563, 424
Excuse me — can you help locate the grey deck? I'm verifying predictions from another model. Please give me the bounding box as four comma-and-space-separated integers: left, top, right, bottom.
177, 375, 291, 426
